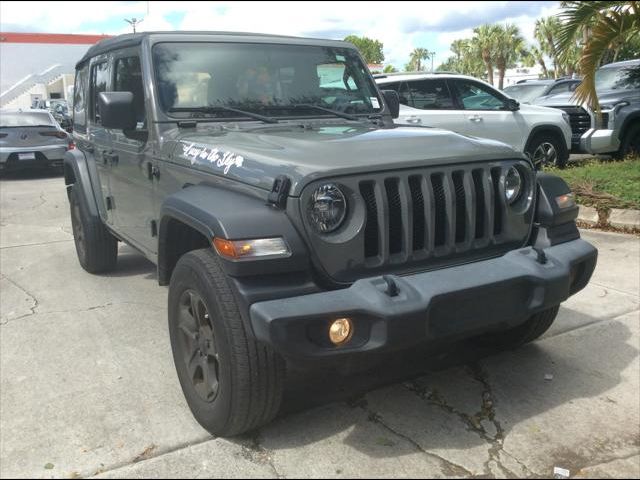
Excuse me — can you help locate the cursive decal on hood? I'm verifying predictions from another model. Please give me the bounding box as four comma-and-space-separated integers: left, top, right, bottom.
181, 141, 244, 174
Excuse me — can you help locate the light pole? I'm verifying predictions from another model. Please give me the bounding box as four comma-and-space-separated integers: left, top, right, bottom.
124, 17, 143, 33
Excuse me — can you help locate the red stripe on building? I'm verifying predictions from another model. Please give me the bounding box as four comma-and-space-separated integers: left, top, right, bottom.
0, 32, 112, 44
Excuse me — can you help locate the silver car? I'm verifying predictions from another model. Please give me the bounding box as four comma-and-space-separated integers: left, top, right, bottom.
0, 109, 72, 173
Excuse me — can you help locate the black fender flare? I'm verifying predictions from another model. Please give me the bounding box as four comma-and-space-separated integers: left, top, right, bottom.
158, 184, 310, 280
63, 149, 99, 217
524, 125, 569, 158
618, 111, 640, 142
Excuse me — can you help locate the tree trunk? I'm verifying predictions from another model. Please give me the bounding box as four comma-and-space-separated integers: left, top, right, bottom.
538, 58, 549, 79
498, 68, 505, 89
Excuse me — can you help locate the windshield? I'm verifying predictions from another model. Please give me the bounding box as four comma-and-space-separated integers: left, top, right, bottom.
153, 42, 382, 119
595, 64, 640, 91
0, 111, 54, 127
503, 84, 549, 103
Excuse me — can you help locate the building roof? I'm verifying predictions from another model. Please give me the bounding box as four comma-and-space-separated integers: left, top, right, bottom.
0, 32, 112, 45
78, 31, 354, 65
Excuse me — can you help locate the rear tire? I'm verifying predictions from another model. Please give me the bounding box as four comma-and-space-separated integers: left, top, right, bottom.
168, 249, 285, 437
69, 184, 117, 273
478, 306, 560, 350
526, 133, 568, 169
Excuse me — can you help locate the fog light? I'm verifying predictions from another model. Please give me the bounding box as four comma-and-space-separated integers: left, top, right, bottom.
555, 192, 575, 209
329, 318, 353, 345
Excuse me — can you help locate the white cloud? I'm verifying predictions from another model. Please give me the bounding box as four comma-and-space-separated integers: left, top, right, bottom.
0, 1, 562, 67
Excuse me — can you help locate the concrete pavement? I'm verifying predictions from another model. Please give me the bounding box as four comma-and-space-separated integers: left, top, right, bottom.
0, 171, 638, 479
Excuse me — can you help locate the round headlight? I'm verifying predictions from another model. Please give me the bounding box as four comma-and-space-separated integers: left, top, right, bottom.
307, 183, 347, 233
504, 167, 523, 204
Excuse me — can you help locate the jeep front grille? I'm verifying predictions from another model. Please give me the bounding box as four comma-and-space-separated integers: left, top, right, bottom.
299, 160, 535, 283
358, 166, 506, 262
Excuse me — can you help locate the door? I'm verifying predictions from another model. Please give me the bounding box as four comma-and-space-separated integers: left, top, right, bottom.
449, 78, 527, 149
88, 59, 115, 225
395, 79, 467, 133
108, 52, 157, 254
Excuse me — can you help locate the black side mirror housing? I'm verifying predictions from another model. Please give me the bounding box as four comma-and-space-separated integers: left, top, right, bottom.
381, 90, 400, 119
98, 92, 137, 130
505, 98, 520, 111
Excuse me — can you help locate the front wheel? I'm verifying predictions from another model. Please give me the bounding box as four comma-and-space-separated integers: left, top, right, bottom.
168, 249, 285, 437
526, 133, 567, 169
615, 123, 640, 159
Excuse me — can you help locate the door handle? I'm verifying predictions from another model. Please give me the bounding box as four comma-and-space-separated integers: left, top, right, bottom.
469, 115, 483, 122
406, 116, 422, 124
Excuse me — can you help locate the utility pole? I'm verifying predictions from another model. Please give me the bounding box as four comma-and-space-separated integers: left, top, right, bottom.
124, 17, 143, 33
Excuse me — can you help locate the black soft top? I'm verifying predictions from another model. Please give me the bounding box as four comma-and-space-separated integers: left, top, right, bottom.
77, 31, 354, 68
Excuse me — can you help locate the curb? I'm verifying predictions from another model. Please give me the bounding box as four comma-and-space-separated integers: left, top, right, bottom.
577, 205, 640, 230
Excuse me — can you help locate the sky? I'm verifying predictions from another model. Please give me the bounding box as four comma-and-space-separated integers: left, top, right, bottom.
0, 1, 562, 68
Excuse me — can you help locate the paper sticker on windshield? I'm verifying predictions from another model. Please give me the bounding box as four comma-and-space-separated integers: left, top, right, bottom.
181, 142, 244, 174
370, 97, 380, 109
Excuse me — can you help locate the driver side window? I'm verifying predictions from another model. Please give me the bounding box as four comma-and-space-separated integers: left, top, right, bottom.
453, 80, 506, 110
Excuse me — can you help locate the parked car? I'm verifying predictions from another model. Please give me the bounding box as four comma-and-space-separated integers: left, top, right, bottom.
374, 72, 573, 168
32, 99, 73, 132
0, 109, 73, 173
536, 59, 640, 157
503, 78, 582, 104
65, 32, 597, 437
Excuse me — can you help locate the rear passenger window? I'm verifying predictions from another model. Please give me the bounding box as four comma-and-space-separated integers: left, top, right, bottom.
406, 80, 455, 110
114, 56, 146, 127
90, 62, 109, 124
73, 66, 88, 132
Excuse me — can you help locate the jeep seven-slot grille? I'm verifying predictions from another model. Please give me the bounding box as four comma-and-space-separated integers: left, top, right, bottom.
358, 167, 503, 260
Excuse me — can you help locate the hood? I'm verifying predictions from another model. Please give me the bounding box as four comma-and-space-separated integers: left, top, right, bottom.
533, 88, 639, 108
165, 121, 519, 196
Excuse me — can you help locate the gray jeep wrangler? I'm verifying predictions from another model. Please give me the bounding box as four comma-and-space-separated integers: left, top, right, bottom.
65, 32, 598, 437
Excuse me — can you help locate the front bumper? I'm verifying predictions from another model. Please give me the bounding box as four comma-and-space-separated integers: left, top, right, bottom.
0, 144, 67, 170
249, 239, 597, 359
580, 128, 619, 154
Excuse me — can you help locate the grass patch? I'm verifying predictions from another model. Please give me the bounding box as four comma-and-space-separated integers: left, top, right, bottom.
548, 156, 640, 210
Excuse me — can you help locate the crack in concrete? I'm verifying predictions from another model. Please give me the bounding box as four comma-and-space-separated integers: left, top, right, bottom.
0, 239, 74, 250
0, 299, 164, 326
239, 431, 282, 478
403, 363, 539, 478
350, 398, 474, 477
0, 274, 39, 325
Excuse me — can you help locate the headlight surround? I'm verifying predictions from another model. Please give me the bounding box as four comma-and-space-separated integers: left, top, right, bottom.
504, 166, 523, 204
307, 183, 348, 233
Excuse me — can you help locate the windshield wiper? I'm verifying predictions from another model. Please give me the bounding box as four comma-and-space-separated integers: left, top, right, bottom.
168, 106, 278, 124
290, 104, 361, 121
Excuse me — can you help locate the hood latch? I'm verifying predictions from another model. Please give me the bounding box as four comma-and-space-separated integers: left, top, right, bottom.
267, 175, 291, 209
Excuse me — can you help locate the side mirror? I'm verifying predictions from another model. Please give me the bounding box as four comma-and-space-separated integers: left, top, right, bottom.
505, 98, 520, 111
98, 92, 137, 130
381, 90, 400, 119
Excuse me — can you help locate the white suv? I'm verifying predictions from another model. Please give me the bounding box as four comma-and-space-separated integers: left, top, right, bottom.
375, 73, 573, 168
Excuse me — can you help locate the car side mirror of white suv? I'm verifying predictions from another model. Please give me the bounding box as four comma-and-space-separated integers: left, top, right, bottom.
505, 98, 520, 111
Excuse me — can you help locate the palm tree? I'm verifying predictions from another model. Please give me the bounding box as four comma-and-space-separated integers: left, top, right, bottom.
557, 1, 640, 110
408, 48, 433, 71
471, 24, 501, 85
525, 45, 550, 79
494, 24, 527, 89
535, 16, 565, 78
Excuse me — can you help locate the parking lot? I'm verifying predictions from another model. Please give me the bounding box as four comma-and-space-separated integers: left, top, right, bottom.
0, 170, 638, 479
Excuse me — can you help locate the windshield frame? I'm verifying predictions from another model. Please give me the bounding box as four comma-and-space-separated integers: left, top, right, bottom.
151, 40, 385, 123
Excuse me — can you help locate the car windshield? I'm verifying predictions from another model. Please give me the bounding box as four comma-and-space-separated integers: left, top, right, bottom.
0, 111, 54, 127
595, 64, 640, 91
153, 42, 383, 119
503, 84, 549, 103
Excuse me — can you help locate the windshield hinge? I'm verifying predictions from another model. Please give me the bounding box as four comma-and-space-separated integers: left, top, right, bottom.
267, 175, 291, 209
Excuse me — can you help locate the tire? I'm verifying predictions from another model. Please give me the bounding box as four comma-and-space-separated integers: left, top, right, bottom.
168, 248, 285, 437
526, 132, 568, 169
69, 184, 118, 273
478, 306, 560, 350
615, 122, 640, 159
